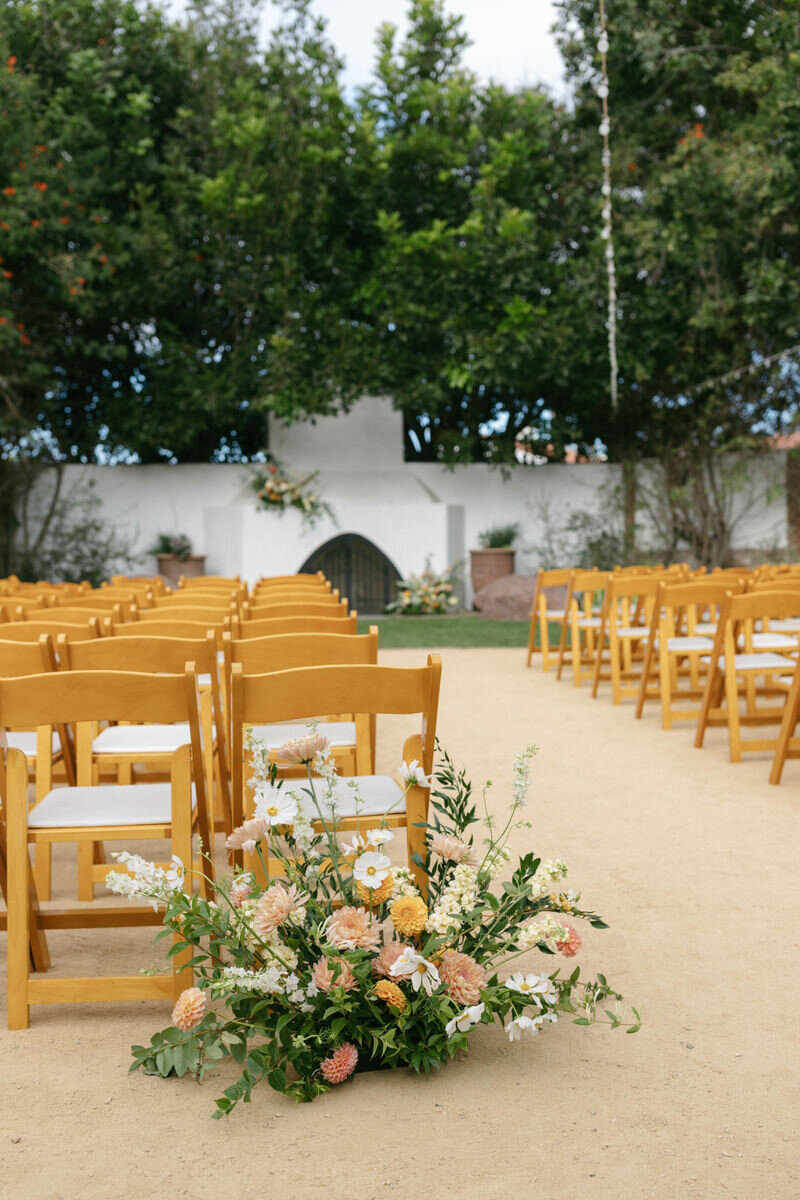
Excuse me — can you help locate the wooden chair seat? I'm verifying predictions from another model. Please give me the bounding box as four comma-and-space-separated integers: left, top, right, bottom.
749, 632, 797, 650
700, 651, 794, 673
28, 781, 196, 829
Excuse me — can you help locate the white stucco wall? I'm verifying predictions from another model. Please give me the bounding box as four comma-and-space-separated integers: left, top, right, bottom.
25, 396, 788, 600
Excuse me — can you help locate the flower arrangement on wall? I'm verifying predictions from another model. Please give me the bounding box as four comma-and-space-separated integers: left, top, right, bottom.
109, 735, 638, 1113
250, 457, 335, 529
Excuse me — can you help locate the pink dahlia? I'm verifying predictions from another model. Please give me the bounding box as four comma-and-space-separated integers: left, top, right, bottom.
372, 941, 410, 978
428, 833, 475, 865
272, 731, 330, 765
171, 986, 206, 1032
555, 924, 583, 958
320, 1042, 358, 1084
312, 955, 358, 993
253, 882, 306, 937
225, 818, 268, 856
438, 951, 487, 1006
324, 906, 381, 952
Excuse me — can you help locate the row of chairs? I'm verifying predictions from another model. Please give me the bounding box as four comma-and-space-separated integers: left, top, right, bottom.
0, 571, 442, 1029
527, 562, 800, 783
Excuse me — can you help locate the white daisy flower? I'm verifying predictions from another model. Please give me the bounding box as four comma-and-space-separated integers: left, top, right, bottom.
503, 972, 558, 1006
390, 949, 441, 995
445, 1002, 485, 1038
254, 785, 298, 827
397, 759, 432, 788
352, 851, 392, 889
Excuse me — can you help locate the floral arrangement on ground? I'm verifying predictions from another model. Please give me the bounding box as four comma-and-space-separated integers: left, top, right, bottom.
250, 456, 334, 528
108, 736, 638, 1114
386, 560, 460, 614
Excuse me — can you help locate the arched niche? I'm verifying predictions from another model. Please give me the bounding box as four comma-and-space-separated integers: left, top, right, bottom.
299, 533, 401, 615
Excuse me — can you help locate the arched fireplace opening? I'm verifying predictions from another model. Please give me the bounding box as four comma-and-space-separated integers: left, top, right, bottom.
299, 534, 401, 615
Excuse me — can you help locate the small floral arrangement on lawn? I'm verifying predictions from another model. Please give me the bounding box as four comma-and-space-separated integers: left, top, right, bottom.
250, 455, 334, 529
108, 736, 637, 1114
386, 559, 460, 614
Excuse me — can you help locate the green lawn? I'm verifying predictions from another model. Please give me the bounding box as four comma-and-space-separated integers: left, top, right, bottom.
357, 614, 560, 649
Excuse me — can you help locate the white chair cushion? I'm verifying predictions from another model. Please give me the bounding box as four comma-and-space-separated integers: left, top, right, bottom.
616, 626, 649, 639
766, 619, 800, 632
256, 721, 356, 749
288, 774, 404, 820
28, 782, 195, 828
543, 609, 566, 620
693, 622, 717, 635
576, 617, 602, 629
662, 636, 714, 652
93, 724, 192, 755
702, 652, 796, 672
749, 632, 797, 650
7, 731, 60, 757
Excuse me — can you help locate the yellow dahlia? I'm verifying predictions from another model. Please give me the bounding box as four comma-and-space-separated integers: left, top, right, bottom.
390, 894, 427, 938
374, 979, 407, 1013
356, 872, 394, 906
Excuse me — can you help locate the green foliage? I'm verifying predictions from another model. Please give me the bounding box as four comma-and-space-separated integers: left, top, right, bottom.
478, 522, 520, 549
149, 533, 192, 561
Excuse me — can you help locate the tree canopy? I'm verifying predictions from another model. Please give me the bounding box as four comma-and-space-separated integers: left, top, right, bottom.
1, 0, 797, 476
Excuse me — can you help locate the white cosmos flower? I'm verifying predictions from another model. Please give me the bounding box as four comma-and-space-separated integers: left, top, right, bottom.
507, 1011, 558, 1041
254, 785, 297, 827
340, 833, 367, 855
390, 949, 441, 995
397, 760, 432, 788
366, 827, 394, 846
445, 1002, 485, 1038
352, 851, 391, 889
504, 972, 558, 1006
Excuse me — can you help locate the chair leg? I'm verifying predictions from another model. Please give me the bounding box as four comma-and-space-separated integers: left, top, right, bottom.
32, 843, 52, 903
77, 842, 96, 901
7, 753, 32, 1029
540, 609, 551, 672
769, 665, 800, 785
724, 667, 743, 762
695, 666, 720, 748
525, 612, 536, 668
405, 784, 429, 895
660, 647, 674, 730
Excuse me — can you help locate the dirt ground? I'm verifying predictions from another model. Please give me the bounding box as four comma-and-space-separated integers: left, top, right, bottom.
1, 646, 799, 1200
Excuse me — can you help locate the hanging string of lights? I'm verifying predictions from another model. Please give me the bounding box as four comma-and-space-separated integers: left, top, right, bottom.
597, 0, 618, 411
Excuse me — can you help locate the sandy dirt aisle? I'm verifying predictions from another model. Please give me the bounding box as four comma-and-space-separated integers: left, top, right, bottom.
1, 646, 799, 1199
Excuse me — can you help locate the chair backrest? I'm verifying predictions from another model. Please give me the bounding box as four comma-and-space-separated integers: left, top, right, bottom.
133, 606, 233, 625
655, 578, 745, 638
0, 634, 56, 675
749, 577, 800, 592
33, 604, 125, 624
55, 594, 134, 612
231, 655, 442, 817
104, 616, 225, 645
58, 632, 218, 674
223, 627, 378, 680
254, 572, 327, 587
537, 568, 576, 588
0, 619, 99, 642
179, 575, 241, 589
242, 600, 348, 621
230, 613, 358, 639
0, 667, 207, 814
146, 592, 239, 612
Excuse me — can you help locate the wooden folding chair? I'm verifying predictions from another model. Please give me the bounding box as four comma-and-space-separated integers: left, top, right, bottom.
178, 575, 241, 589
253, 572, 328, 589
0, 619, 100, 643
231, 656, 441, 889
635, 578, 743, 726
222, 627, 379, 775
525, 568, 574, 671
146, 590, 242, 611
229, 613, 358, 639
58, 634, 228, 882
242, 597, 346, 622
558, 570, 609, 686
2, 667, 208, 1028
592, 574, 662, 703
695, 590, 800, 761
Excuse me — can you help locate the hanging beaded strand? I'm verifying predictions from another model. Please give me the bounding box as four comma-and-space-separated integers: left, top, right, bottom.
597, 0, 618, 410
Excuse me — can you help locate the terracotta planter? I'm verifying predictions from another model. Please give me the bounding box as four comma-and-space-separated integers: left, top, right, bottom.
470, 548, 516, 598
156, 553, 206, 587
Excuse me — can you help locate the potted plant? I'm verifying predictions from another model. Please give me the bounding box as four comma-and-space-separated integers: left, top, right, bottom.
470, 523, 520, 596
149, 533, 206, 585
